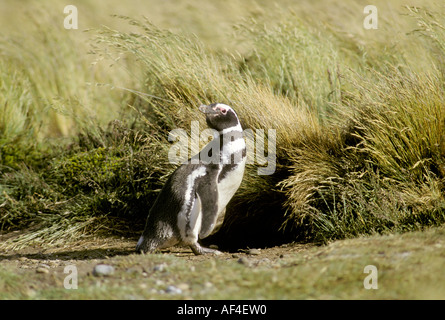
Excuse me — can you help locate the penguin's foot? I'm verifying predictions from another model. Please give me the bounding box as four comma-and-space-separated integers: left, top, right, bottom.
190, 243, 222, 256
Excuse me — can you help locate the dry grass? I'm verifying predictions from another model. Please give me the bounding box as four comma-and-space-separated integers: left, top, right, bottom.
1, 1, 445, 250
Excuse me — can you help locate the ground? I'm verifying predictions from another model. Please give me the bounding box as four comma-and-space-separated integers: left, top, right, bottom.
1, 226, 445, 300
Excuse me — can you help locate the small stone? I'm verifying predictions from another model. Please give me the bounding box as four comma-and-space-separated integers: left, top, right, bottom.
48, 260, 60, 267
36, 267, 49, 274
259, 258, 271, 265
26, 289, 37, 297
153, 263, 167, 272
237, 257, 251, 266
126, 267, 142, 275
248, 248, 261, 255
232, 253, 240, 258
209, 244, 219, 250
176, 283, 190, 291
155, 279, 165, 286
166, 285, 182, 294
92, 264, 115, 277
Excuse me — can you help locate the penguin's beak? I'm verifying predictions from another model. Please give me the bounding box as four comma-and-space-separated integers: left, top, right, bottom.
199, 104, 218, 114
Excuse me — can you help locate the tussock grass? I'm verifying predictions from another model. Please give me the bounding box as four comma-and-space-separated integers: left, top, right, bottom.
1, 1, 445, 250
236, 15, 343, 118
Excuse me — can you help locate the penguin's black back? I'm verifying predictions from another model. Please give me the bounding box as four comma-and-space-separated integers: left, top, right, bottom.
146, 162, 218, 224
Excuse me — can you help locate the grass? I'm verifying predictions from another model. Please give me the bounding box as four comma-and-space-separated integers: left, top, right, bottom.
1, 0, 445, 252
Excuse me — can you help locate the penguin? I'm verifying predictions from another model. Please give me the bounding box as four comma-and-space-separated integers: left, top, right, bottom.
136, 103, 246, 255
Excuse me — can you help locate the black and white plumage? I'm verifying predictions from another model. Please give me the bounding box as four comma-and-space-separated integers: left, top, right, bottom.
136, 103, 246, 255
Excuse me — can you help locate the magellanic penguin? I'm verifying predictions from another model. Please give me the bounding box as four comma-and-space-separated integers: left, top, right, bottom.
136, 103, 246, 255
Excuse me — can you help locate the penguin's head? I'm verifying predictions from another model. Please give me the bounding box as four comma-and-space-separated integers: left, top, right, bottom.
199, 103, 241, 132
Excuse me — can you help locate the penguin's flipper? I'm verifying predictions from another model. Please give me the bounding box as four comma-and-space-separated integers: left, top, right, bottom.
187, 193, 222, 256
208, 207, 226, 236
178, 191, 202, 246
196, 181, 220, 239
187, 193, 202, 236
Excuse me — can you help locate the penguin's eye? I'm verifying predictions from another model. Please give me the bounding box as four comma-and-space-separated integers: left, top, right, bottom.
219, 107, 227, 115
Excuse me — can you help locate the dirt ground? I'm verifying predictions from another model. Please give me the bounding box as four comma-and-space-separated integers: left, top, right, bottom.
0, 235, 315, 298
0, 236, 312, 275
1, 226, 445, 300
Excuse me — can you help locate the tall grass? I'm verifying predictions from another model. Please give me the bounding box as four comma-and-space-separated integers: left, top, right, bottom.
1, 1, 445, 249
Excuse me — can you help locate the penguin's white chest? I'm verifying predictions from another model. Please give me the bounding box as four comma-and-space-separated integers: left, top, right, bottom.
217, 157, 246, 214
